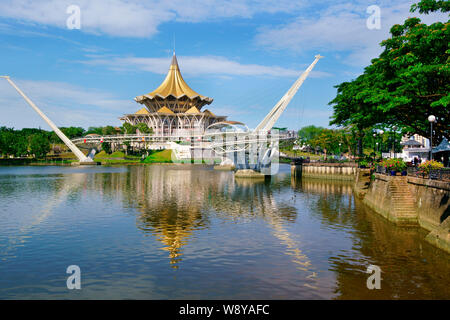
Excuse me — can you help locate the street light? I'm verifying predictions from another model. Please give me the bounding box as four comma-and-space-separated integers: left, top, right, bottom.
428, 115, 436, 160
373, 133, 377, 158
379, 130, 384, 159
392, 126, 398, 158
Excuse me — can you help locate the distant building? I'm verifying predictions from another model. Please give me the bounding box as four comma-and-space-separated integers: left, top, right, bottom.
399, 134, 431, 161
120, 53, 228, 138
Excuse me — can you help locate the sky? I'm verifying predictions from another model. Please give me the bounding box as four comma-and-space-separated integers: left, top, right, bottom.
0, 0, 446, 130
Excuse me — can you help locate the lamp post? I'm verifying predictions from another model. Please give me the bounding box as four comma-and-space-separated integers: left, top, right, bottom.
428, 115, 436, 161
392, 126, 398, 158
379, 130, 384, 159
373, 133, 377, 158
294, 140, 298, 158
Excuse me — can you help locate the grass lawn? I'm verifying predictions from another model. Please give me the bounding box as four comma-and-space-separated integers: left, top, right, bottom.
281, 149, 322, 160
94, 150, 141, 164
141, 149, 173, 163
95, 151, 130, 159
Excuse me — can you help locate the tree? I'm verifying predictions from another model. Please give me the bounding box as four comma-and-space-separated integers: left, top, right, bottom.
123, 122, 137, 134
102, 125, 116, 136
86, 127, 103, 135
136, 122, 153, 134
29, 134, 50, 158
411, 0, 450, 14
101, 142, 112, 154
0, 128, 16, 157
330, 0, 449, 144
298, 125, 324, 144
309, 129, 346, 159
13, 136, 28, 157
49, 127, 85, 143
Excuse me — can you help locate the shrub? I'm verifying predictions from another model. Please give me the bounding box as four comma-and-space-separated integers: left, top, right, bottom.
418, 160, 444, 175
380, 158, 407, 172
358, 159, 369, 167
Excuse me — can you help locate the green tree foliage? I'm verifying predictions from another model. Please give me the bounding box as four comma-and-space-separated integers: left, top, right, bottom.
135, 122, 153, 134
101, 142, 112, 154
13, 136, 28, 157
298, 125, 325, 143
49, 127, 85, 143
85, 127, 104, 135
123, 122, 137, 134
0, 125, 121, 158
297, 125, 350, 157
411, 0, 450, 14
29, 134, 50, 158
0, 127, 35, 157
308, 128, 345, 158
102, 125, 117, 136
0, 127, 16, 156
330, 0, 449, 143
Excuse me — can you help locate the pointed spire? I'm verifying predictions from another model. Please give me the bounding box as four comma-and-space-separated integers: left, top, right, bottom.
171, 51, 179, 69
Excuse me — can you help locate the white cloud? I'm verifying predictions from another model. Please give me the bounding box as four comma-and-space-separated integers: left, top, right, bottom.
0, 78, 135, 128
0, 0, 305, 38
81, 54, 332, 78
255, 0, 448, 66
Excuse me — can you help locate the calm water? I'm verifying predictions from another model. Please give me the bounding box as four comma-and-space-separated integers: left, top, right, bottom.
0, 164, 449, 299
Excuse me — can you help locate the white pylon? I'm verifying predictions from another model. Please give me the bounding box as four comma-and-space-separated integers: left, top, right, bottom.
255, 55, 323, 132
0, 76, 92, 162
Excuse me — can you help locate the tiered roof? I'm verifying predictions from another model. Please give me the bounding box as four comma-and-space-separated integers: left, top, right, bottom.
135, 53, 213, 106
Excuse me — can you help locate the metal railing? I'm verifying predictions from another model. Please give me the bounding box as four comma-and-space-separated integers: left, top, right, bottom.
375, 165, 450, 181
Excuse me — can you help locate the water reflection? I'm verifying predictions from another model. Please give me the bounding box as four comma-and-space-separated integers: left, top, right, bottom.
294, 177, 450, 299
91, 166, 315, 284
0, 173, 86, 260
0, 165, 449, 299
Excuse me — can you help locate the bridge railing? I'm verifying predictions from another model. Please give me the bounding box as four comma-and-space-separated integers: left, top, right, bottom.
72, 132, 293, 145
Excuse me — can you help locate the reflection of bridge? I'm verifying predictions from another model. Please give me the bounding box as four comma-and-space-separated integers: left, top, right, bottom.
71, 132, 295, 145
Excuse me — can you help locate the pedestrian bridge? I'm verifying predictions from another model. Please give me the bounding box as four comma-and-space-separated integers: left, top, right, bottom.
2, 55, 322, 166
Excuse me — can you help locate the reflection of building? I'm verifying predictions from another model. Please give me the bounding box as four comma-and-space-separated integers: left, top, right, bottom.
88, 166, 308, 271
120, 53, 227, 137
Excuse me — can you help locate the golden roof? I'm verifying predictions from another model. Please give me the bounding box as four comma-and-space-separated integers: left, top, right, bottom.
185, 106, 200, 114
203, 109, 216, 117
135, 107, 150, 114
157, 106, 175, 114
135, 53, 213, 103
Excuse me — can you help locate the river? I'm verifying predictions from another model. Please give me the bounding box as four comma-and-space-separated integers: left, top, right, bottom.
0, 164, 449, 299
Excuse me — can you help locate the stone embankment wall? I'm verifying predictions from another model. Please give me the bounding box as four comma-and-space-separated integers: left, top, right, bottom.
301, 163, 357, 180
362, 173, 450, 253
291, 162, 450, 253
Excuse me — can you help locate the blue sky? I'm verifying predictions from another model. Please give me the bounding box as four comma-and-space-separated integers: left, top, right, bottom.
0, 0, 446, 130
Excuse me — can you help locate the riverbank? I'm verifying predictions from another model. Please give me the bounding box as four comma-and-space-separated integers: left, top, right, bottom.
291, 161, 450, 254
360, 173, 450, 253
